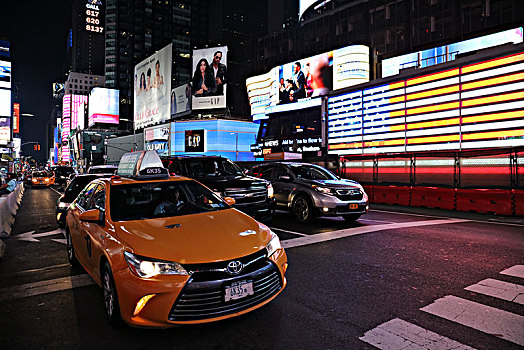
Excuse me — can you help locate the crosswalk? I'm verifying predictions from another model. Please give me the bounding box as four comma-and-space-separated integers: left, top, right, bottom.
360, 265, 524, 349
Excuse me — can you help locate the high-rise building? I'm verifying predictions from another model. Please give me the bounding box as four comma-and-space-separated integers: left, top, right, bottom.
65, 72, 105, 95
105, 0, 193, 123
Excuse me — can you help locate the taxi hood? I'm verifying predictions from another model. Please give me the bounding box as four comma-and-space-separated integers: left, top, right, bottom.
114, 209, 271, 264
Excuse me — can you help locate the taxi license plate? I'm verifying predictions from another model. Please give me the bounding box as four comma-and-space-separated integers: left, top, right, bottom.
349, 204, 359, 210
225, 280, 254, 302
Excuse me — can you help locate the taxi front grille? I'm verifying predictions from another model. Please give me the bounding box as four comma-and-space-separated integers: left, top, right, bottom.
168, 260, 282, 322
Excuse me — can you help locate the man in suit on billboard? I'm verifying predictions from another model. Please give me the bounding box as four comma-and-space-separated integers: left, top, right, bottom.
292, 62, 306, 100
211, 50, 227, 95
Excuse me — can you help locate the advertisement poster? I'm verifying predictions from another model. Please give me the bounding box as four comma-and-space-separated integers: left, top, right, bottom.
191, 46, 228, 110
88, 88, 119, 127
0, 117, 10, 145
13, 102, 19, 134
171, 83, 191, 116
144, 125, 170, 157
185, 129, 206, 153
134, 44, 172, 129
0, 60, 11, 89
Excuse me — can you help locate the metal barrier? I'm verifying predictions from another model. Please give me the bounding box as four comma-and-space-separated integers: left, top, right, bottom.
0, 183, 25, 258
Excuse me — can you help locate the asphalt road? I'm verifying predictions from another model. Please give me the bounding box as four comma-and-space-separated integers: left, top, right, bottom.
0, 187, 523, 349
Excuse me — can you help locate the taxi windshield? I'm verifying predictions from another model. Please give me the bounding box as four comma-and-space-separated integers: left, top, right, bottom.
33, 171, 48, 178
110, 180, 229, 221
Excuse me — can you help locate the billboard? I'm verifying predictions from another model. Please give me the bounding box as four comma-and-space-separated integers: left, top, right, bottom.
246, 44, 369, 120
0, 60, 11, 89
191, 46, 228, 110
144, 124, 170, 157
12, 102, 19, 134
71, 94, 88, 130
382, 27, 523, 78
88, 87, 119, 127
62, 95, 71, 163
85, 0, 105, 34
53, 83, 65, 99
0, 87, 10, 117
328, 50, 524, 156
0, 117, 10, 146
134, 44, 172, 129
171, 83, 191, 116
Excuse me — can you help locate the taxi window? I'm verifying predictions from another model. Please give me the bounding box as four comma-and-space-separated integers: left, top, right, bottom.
76, 183, 98, 210
110, 181, 228, 221
86, 185, 105, 211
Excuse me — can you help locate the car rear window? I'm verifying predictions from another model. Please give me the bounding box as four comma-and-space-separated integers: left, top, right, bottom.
110, 180, 228, 221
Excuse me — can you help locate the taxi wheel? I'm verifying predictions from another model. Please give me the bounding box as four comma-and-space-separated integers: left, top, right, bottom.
342, 214, 361, 222
65, 228, 78, 266
292, 195, 315, 223
102, 262, 122, 325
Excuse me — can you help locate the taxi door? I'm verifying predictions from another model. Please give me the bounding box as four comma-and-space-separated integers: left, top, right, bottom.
80, 184, 109, 278
69, 183, 98, 268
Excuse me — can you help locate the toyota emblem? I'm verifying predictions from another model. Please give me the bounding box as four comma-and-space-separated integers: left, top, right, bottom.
226, 261, 244, 275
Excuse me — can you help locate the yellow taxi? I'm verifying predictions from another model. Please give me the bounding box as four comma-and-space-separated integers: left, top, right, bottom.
65, 151, 287, 327
31, 170, 55, 187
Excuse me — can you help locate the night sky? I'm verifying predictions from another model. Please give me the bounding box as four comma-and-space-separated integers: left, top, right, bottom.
1, 1, 72, 163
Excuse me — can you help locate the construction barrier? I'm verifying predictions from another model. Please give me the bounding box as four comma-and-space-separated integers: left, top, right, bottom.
373, 185, 411, 206
0, 183, 24, 258
456, 188, 513, 216
362, 185, 374, 203
411, 187, 456, 211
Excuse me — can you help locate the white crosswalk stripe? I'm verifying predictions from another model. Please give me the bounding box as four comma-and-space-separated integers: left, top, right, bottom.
500, 265, 524, 279
359, 318, 475, 350
465, 278, 524, 305
420, 295, 524, 346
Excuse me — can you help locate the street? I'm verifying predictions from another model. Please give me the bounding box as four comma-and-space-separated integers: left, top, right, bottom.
0, 187, 523, 350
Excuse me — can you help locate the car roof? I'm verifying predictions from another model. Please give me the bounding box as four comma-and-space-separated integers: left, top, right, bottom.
91, 174, 194, 187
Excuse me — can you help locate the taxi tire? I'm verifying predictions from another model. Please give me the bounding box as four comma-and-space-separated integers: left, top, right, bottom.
342, 214, 361, 222
65, 228, 79, 266
292, 195, 315, 223
102, 262, 122, 326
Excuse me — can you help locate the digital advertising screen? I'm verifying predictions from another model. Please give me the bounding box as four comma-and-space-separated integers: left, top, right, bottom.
0, 89, 11, 117
53, 83, 65, 99
144, 125, 170, 157
0, 60, 11, 89
62, 94, 71, 163
171, 83, 191, 116
85, 0, 105, 34
12, 102, 19, 134
88, 88, 119, 127
134, 44, 172, 129
0, 117, 10, 146
191, 46, 228, 110
246, 44, 369, 120
328, 50, 524, 156
71, 94, 88, 130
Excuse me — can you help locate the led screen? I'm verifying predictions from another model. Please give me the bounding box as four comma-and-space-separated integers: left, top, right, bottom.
71, 94, 88, 130
246, 45, 369, 120
88, 87, 119, 127
0, 88, 10, 117
382, 27, 523, 78
134, 44, 172, 129
62, 94, 71, 163
171, 83, 191, 116
12, 102, 19, 134
0, 60, 11, 89
144, 124, 170, 157
328, 51, 524, 155
85, 0, 104, 34
0, 117, 10, 145
191, 46, 228, 110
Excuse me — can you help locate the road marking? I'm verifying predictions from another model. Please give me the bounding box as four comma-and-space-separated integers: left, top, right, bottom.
501, 265, 524, 279
51, 238, 67, 245
465, 278, 524, 305
371, 209, 524, 228
16, 228, 64, 242
0, 274, 96, 302
359, 318, 475, 350
270, 227, 308, 237
421, 295, 524, 346
359, 218, 396, 224
282, 219, 470, 249
50, 187, 64, 196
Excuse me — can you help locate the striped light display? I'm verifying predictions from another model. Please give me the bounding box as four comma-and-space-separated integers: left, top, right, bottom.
328, 51, 524, 155
61, 94, 71, 163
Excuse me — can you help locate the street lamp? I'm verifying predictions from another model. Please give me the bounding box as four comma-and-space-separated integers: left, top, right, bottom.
230, 132, 238, 161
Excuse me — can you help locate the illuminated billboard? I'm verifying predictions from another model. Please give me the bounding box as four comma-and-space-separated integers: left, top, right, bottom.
12, 102, 19, 134
0, 117, 10, 146
85, 0, 104, 34
134, 44, 172, 129
246, 45, 369, 120
144, 124, 170, 157
62, 94, 71, 163
71, 94, 88, 130
53, 83, 65, 99
328, 50, 524, 156
171, 83, 191, 116
382, 27, 523, 78
191, 46, 228, 110
0, 89, 11, 117
88, 87, 119, 127
0, 60, 11, 89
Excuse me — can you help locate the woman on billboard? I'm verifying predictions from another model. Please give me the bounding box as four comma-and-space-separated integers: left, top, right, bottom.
191, 58, 216, 97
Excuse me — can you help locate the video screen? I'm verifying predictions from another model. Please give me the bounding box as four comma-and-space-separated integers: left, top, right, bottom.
88, 88, 119, 127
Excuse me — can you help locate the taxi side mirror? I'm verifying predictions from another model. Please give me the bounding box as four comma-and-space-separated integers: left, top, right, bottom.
223, 197, 236, 206
79, 209, 103, 224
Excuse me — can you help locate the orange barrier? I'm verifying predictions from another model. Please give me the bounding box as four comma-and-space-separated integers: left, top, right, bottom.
514, 190, 524, 216
373, 185, 411, 206
362, 185, 374, 203
456, 189, 513, 215
411, 187, 456, 211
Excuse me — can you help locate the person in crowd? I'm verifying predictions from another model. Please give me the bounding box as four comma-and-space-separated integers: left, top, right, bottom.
210, 51, 227, 95
292, 61, 306, 99
153, 60, 164, 88
192, 58, 216, 97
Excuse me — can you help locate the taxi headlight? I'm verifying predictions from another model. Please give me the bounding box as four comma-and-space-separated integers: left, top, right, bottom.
266, 231, 282, 258
124, 251, 188, 278
44, 178, 49, 182
267, 184, 274, 198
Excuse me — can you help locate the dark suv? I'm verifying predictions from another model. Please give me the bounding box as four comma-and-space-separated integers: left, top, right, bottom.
162, 156, 274, 220
251, 162, 369, 223
51, 166, 75, 186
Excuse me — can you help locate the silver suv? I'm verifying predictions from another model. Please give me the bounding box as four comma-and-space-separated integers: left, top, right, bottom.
251, 162, 368, 223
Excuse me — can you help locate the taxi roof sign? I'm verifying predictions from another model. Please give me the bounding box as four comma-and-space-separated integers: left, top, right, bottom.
117, 150, 169, 179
